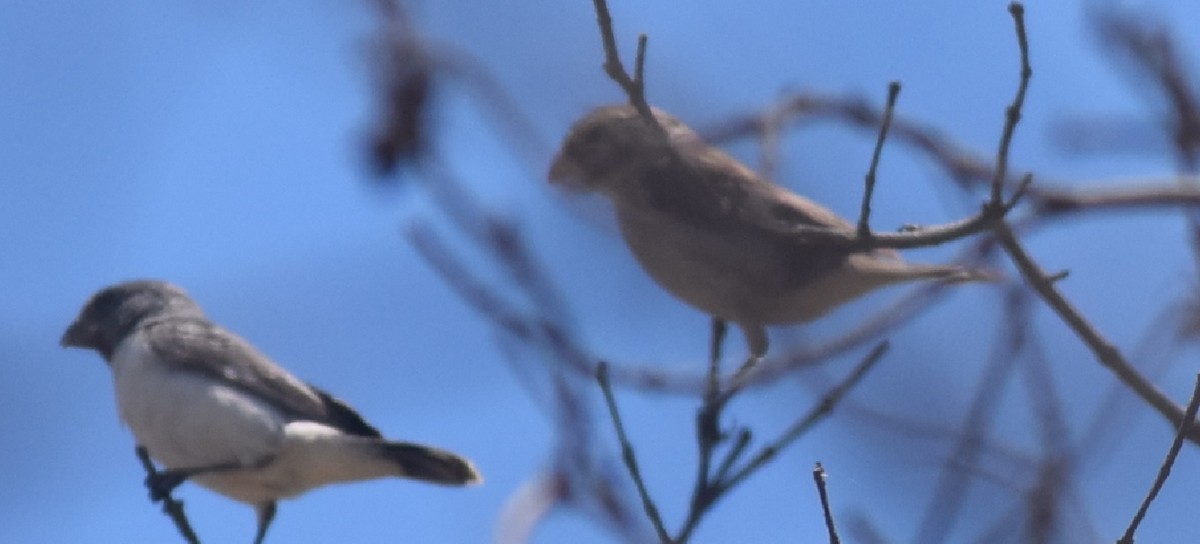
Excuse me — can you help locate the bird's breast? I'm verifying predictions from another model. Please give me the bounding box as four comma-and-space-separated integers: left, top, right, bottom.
614, 200, 777, 322
109, 331, 286, 474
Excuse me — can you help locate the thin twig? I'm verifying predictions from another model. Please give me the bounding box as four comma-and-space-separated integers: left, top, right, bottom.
1117, 374, 1200, 544
713, 429, 752, 484
678, 320, 731, 544
634, 34, 648, 93
704, 90, 1200, 214
660, 343, 888, 541
858, 81, 902, 239
409, 162, 650, 539
991, 2, 1032, 207
135, 447, 200, 544
596, 362, 673, 543
1034, 183, 1200, 214
812, 463, 841, 544
590, 0, 659, 127
778, 183, 1026, 250
995, 225, 1199, 442
915, 287, 1029, 542
723, 342, 889, 491
988, 4, 1200, 444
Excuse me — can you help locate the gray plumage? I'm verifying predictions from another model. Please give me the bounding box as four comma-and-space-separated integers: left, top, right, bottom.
61, 280, 480, 543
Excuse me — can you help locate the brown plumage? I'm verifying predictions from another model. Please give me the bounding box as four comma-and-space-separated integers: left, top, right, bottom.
549, 104, 985, 358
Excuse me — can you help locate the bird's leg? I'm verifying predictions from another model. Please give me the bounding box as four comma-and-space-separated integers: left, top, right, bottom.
699, 318, 729, 447
253, 502, 277, 544
145, 470, 191, 503
134, 447, 202, 544
706, 318, 727, 401
729, 324, 767, 387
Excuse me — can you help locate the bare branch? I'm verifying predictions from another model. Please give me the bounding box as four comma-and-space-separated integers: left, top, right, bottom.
858, 81, 902, 239
994, 224, 1200, 442
1034, 182, 1200, 215
989, 2, 1200, 445
596, 362, 673, 543
812, 463, 841, 544
1118, 374, 1200, 544
722, 342, 888, 492
991, 2, 1032, 207
590, 0, 659, 128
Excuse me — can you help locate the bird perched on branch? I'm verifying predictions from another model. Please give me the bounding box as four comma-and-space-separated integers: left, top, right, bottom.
549, 104, 987, 361
61, 280, 481, 544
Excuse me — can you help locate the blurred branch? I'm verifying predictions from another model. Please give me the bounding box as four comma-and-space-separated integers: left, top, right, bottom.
596, 362, 672, 543
408, 156, 652, 541
366, 0, 548, 179
369, 1, 1200, 542
915, 287, 1029, 543
982, 4, 1200, 444
594, 328, 883, 544
705, 90, 1200, 216
702, 90, 1003, 191
995, 222, 1200, 442
721, 343, 887, 494
773, 4, 1031, 252
1089, 6, 1200, 171
1034, 183, 1200, 215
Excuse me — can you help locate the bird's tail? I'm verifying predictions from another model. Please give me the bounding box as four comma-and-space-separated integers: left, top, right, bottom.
276, 421, 481, 491
855, 254, 999, 284
382, 441, 482, 486
907, 263, 1000, 284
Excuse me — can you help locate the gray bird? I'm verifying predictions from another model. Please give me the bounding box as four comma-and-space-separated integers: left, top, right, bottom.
61, 280, 481, 544
549, 104, 986, 360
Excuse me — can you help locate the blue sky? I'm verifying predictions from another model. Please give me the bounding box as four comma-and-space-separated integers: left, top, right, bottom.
4, 1, 1200, 542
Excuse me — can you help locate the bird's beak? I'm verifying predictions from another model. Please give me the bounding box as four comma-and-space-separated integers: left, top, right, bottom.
60, 319, 91, 348
547, 152, 586, 190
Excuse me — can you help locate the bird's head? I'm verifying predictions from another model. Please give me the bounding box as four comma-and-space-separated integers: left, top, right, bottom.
548, 104, 695, 195
61, 280, 201, 360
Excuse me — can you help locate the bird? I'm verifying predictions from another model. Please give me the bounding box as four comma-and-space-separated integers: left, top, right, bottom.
548, 104, 987, 361
61, 280, 482, 544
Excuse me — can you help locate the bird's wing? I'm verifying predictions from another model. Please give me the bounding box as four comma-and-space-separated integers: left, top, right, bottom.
690, 142, 857, 234
637, 138, 865, 237
309, 386, 382, 438
141, 316, 380, 436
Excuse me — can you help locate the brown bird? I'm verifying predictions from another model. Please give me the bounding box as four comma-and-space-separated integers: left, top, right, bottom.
549, 104, 985, 360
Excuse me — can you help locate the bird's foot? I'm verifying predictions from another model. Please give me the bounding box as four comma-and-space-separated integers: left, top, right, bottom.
146, 470, 190, 503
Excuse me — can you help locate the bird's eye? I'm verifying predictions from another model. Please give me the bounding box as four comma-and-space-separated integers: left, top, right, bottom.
575, 132, 619, 171
579, 126, 606, 147
87, 291, 124, 320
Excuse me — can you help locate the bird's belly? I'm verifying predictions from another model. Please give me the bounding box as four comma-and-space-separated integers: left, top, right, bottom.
616, 207, 781, 322
194, 421, 398, 504
190, 464, 295, 505
110, 334, 285, 479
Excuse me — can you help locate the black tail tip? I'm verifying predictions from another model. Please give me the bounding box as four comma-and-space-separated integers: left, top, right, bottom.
389, 443, 483, 486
